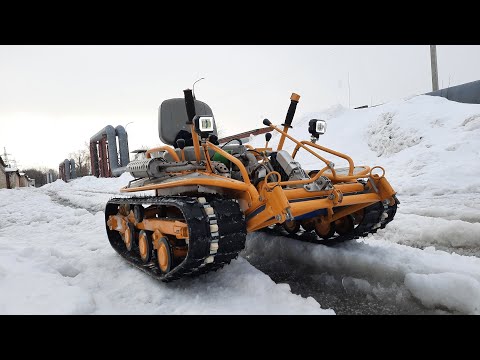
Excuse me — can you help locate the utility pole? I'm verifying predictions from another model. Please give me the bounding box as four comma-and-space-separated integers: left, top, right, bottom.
430, 45, 439, 91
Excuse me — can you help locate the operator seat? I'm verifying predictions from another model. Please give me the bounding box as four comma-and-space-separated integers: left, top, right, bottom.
159, 98, 244, 161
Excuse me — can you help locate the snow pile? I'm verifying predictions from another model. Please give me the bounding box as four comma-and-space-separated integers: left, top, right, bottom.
0, 187, 331, 314
366, 111, 423, 157
404, 273, 480, 314
461, 114, 480, 131
375, 212, 480, 253
39, 173, 153, 214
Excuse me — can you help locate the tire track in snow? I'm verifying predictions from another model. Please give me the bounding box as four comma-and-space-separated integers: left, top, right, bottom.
45, 190, 101, 215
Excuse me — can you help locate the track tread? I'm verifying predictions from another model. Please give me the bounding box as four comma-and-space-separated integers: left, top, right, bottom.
105, 195, 247, 282
263, 200, 398, 246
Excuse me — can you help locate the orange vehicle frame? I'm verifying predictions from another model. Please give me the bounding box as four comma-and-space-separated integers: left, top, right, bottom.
120, 121, 396, 233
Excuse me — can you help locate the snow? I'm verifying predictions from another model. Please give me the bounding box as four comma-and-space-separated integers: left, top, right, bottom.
2, 94, 480, 314
404, 273, 480, 314
245, 94, 480, 314
244, 232, 480, 314
0, 180, 330, 315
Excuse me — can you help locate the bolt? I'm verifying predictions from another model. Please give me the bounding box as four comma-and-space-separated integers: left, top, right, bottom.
328, 194, 335, 200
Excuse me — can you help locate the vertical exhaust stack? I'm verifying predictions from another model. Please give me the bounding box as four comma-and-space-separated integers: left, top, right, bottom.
90, 125, 131, 177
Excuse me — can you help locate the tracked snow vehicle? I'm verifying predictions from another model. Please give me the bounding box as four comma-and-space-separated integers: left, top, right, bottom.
105, 90, 398, 282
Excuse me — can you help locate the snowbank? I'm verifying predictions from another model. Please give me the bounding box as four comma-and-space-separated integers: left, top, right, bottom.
404, 272, 480, 314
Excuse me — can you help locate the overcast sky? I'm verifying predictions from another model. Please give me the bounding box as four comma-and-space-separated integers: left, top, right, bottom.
1, 45, 480, 171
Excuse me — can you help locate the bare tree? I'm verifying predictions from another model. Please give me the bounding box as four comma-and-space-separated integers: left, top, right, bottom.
69, 142, 91, 177
24, 167, 58, 187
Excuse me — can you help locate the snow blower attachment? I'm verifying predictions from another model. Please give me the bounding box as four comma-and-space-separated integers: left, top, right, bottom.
105, 90, 399, 282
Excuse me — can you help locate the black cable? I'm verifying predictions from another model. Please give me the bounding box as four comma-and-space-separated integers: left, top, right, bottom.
247, 149, 264, 156
247, 149, 269, 162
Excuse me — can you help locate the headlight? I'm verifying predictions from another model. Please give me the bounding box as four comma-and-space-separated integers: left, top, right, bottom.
199, 116, 214, 132
194, 115, 216, 138
308, 119, 327, 143
315, 120, 327, 134
308, 119, 327, 136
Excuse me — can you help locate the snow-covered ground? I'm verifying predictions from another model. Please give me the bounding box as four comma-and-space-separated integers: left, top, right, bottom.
0, 179, 328, 314
1, 95, 480, 314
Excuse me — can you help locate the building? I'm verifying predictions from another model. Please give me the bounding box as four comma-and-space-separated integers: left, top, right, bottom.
19, 173, 32, 187
5, 168, 21, 188
0, 154, 34, 189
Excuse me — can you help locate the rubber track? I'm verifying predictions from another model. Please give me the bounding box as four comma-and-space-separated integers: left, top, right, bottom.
105, 195, 247, 282
262, 201, 398, 246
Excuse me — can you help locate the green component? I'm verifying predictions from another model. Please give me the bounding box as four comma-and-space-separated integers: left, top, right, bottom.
212, 151, 231, 167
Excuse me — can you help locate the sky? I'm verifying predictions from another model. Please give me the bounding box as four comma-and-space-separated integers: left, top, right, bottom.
1, 45, 480, 171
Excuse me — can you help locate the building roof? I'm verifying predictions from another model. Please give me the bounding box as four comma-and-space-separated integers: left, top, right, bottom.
5, 168, 19, 174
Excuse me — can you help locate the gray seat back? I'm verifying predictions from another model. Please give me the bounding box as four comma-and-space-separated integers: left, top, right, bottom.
159, 98, 217, 146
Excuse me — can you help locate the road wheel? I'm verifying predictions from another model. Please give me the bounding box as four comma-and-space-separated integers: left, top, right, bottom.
283, 220, 300, 234
138, 230, 153, 263
123, 223, 135, 251
314, 218, 336, 240
157, 237, 173, 274
335, 215, 354, 236
301, 219, 315, 232
134, 205, 145, 223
